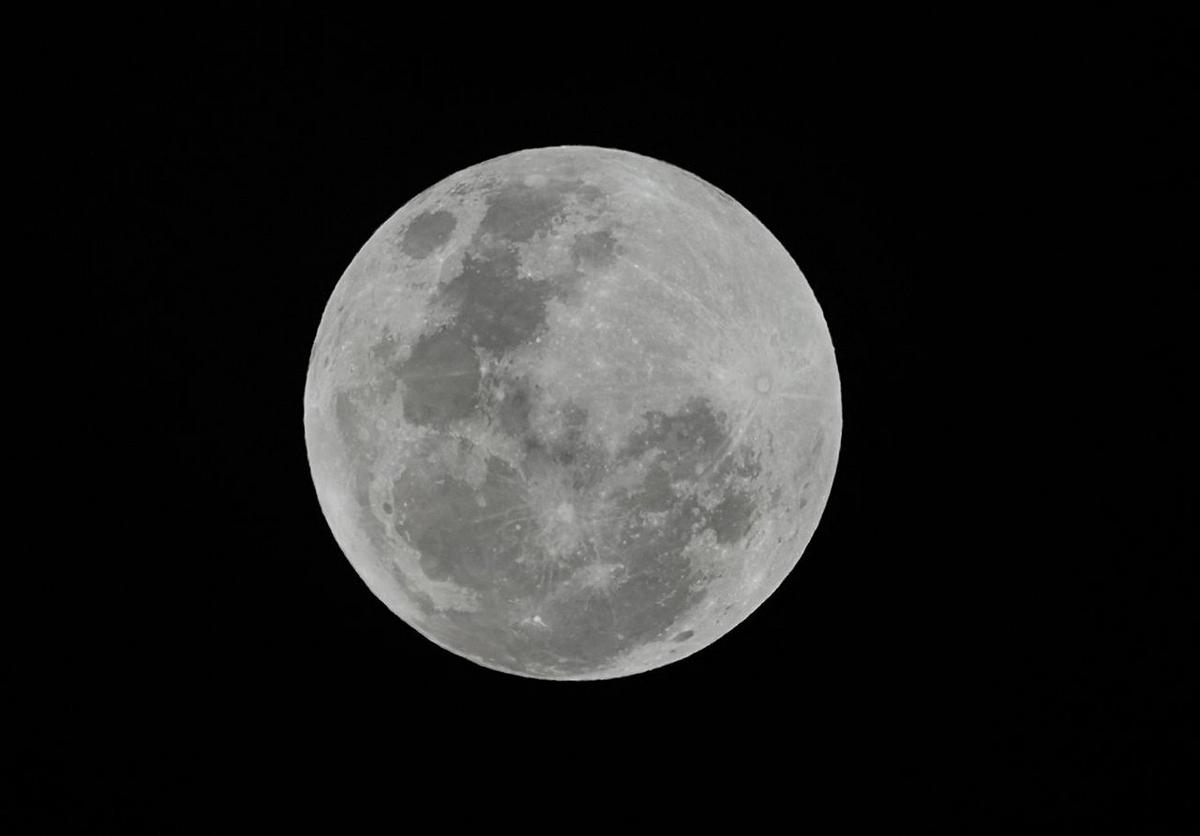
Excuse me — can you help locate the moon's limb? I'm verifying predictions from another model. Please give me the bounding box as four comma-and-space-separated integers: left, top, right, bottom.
304, 146, 841, 679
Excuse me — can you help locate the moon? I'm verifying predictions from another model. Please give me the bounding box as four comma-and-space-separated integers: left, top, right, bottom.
303, 146, 841, 679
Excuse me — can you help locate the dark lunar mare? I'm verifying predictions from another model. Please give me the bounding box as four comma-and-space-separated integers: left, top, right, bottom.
388, 177, 596, 431
439, 248, 560, 354
394, 330, 481, 428
569, 228, 618, 269
355, 176, 766, 673
391, 454, 528, 591
399, 210, 457, 258
476, 178, 600, 243
386, 390, 763, 673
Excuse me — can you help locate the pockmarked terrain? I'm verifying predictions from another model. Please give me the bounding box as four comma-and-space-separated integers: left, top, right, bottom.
304, 147, 841, 679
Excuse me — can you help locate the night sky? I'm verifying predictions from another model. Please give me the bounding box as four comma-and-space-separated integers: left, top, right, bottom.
25, 10, 1192, 830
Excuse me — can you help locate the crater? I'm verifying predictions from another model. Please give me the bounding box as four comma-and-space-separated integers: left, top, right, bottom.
672, 630, 694, 642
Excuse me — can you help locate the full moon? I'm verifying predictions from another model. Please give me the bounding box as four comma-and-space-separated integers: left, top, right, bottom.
303, 147, 841, 679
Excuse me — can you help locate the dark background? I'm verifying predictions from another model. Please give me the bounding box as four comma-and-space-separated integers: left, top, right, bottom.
26, 10, 1193, 830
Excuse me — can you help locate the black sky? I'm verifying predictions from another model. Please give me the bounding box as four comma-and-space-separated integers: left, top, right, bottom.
28, 10, 1194, 830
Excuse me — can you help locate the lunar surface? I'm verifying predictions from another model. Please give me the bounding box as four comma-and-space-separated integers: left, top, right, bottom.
303, 146, 841, 679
